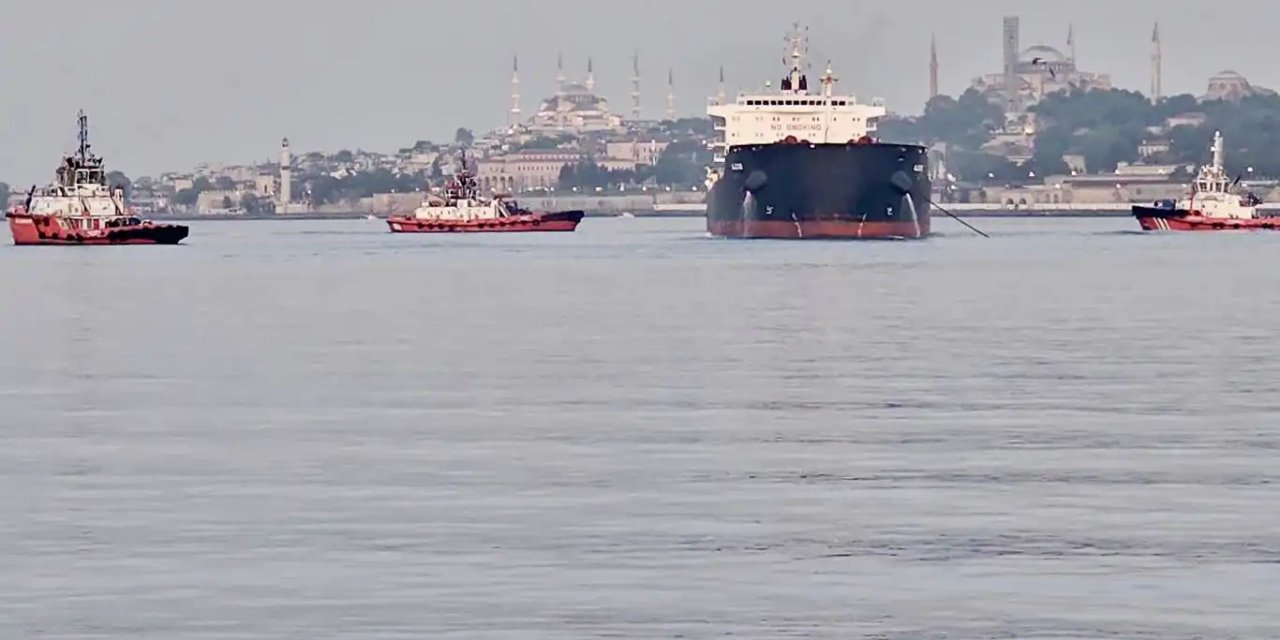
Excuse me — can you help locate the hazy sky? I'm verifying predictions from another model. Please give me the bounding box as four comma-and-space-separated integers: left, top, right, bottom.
0, 0, 1263, 183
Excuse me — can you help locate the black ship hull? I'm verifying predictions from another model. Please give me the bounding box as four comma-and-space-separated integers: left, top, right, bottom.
706, 142, 931, 239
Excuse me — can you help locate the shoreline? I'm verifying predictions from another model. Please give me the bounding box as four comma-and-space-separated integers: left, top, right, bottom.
148, 209, 1134, 222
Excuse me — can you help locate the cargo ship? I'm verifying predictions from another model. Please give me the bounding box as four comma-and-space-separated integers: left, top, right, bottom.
5, 111, 188, 246
705, 25, 931, 239
1132, 131, 1279, 231
386, 157, 583, 233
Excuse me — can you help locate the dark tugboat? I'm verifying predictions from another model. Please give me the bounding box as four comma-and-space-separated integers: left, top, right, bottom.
5, 111, 188, 246
704, 24, 931, 239
386, 156, 583, 233
1132, 131, 1280, 231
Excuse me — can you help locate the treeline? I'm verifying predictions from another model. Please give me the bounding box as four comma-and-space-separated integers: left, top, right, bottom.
297, 169, 429, 204
556, 140, 711, 191
880, 87, 1280, 182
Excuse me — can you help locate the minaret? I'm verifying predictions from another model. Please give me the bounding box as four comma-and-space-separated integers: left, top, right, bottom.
555, 51, 566, 94
1002, 16, 1020, 113
1151, 21, 1163, 104
666, 68, 676, 120
929, 33, 939, 100
630, 51, 642, 121
586, 56, 595, 93
279, 137, 292, 212
716, 65, 727, 105
1067, 24, 1076, 63
508, 54, 521, 128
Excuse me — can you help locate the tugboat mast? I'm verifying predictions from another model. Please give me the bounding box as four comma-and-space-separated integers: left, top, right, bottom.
77, 110, 91, 162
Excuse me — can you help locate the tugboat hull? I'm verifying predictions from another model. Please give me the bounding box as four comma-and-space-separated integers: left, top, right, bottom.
386, 210, 583, 233
1132, 206, 1280, 232
6, 213, 188, 245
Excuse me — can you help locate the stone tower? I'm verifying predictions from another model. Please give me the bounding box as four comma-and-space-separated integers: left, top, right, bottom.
1151, 22, 1163, 103
631, 51, 642, 121
1002, 16, 1020, 112
278, 137, 291, 212
509, 54, 521, 128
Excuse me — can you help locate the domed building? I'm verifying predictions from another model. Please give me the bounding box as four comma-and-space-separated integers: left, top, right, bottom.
529, 58, 624, 134
970, 44, 1112, 113
969, 17, 1112, 114
1200, 70, 1276, 103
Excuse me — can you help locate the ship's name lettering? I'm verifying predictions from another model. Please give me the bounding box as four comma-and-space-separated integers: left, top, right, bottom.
769, 124, 825, 132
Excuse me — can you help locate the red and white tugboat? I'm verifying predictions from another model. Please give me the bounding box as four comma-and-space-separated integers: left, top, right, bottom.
5, 111, 188, 246
386, 157, 583, 233
1132, 131, 1279, 232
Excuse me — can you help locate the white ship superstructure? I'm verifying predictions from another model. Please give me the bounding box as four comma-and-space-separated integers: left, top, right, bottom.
25, 111, 130, 224
1182, 131, 1257, 219
705, 25, 888, 187
411, 158, 519, 221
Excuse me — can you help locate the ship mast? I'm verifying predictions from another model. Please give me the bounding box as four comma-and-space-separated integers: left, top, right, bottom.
820, 62, 837, 143
77, 110, 91, 162
783, 23, 809, 94
1212, 130, 1224, 171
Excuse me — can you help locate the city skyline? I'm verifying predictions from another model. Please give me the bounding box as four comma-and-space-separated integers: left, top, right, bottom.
0, 0, 1268, 183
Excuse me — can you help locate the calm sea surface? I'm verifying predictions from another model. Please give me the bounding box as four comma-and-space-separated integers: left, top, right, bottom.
2, 217, 1278, 639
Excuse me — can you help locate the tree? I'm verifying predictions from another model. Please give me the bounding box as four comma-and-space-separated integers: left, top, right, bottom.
0, 182, 9, 209
948, 150, 1022, 183
1031, 89, 1154, 173
1156, 93, 1199, 118
220, 196, 234, 210
879, 89, 1004, 149
517, 135, 574, 151
654, 140, 712, 187
214, 176, 237, 191
333, 149, 354, 163
173, 188, 198, 207
454, 128, 475, 147
193, 176, 212, 192
664, 117, 715, 137
303, 175, 341, 204
240, 192, 265, 214
106, 171, 131, 199
557, 163, 577, 189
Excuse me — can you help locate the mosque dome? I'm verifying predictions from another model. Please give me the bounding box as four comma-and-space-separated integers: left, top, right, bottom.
1020, 45, 1068, 63
529, 60, 624, 133
1201, 69, 1274, 102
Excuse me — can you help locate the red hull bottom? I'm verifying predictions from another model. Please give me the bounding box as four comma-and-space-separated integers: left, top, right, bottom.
7, 214, 188, 245
708, 219, 930, 239
1136, 215, 1280, 232
387, 213, 581, 233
